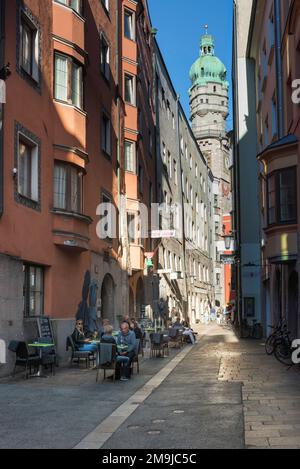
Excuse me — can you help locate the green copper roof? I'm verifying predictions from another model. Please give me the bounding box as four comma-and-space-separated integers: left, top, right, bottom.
189, 34, 229, 89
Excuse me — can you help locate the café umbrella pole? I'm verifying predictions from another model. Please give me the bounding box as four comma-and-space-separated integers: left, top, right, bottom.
76, 270, 91, 332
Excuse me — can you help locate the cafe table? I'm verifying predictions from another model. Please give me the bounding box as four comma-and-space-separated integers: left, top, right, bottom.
28, 342, 55, 378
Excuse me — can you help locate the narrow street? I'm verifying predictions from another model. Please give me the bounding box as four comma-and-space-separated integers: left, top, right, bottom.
1, 324, 300, 450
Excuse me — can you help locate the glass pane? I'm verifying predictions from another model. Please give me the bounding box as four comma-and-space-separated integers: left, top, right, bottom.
21, 22, 33, 74
280, 170, 296, 222
72, 63, 82, 108
70, 167, 80, 212
124, 11, 133, 39
53, 165, 67, 209
125, 75, 134, 104
55, 55, 68, 102
18, 142, 31, 198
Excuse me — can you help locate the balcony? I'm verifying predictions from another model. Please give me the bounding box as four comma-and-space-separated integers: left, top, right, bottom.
51, 209, 92, 252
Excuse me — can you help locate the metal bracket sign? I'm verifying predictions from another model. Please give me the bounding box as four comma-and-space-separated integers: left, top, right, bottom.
151, 230, 176, 239
220, 255, 236, 265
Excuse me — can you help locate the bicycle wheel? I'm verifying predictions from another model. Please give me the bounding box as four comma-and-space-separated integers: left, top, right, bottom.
241, 323, 250, 339
274, 340, 293, 366
253, 323, 263, 340
265, 334, 276, 355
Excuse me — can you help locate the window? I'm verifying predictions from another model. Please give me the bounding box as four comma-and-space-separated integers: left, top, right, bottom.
125, 74, 135, 105
127, 213, 136, 244
55, 0, 82, 15
138, 165, 143, 194
100, 34, 110, 81
124, 9, 135, 40
101, 193, 113, 243
267, 168, 297, 225
23, 265, 44, 318
18, 136, 39, 202
162, 142, 166, 163
102, 113, 111, 156
173, 160, 177, 185
271, 94, 277, 137
125, 140, 136, 173
54, 54, 83, 109
53, 163, 83, 213
20, 12, 39, 82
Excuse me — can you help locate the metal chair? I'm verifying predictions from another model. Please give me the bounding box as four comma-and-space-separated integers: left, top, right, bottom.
8, 341, 41, 379
96, 343, 117, 382
131, 339, 141, 374
150, 333, 169, 358
66, 336, 96, 369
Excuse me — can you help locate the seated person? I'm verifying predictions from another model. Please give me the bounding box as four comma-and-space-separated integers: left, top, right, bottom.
116, 322, 137, 379
130, 319, 143, 340
173, 317, 183, 329
72, 320, 98, 353
98, 318, 110, 338
102, 325, 130, 381
182, 321, 197, 345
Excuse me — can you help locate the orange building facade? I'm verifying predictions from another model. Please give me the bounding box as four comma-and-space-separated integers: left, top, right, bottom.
0, 0, 128, 375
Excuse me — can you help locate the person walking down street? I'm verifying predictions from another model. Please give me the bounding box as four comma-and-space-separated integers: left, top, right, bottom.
116, 322, 137, 379
210, 305, 216, 322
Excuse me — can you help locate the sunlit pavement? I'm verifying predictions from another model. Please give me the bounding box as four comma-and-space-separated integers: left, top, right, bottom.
1, 324, 300, 449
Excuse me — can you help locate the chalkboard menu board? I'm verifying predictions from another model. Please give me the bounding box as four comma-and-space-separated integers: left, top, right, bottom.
37, 316, 54, 342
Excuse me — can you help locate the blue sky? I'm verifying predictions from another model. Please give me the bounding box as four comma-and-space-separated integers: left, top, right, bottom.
148, 0, 233, 130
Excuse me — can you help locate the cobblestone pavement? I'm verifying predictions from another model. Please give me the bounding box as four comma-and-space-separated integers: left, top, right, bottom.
1, 324, 299, 449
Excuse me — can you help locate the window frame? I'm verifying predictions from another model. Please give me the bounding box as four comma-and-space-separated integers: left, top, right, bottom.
267, 167, 297, 227
124, 8, 135, 41
54, 52, 84, 110
53, 162, 83, 214
23, 264, 44, 318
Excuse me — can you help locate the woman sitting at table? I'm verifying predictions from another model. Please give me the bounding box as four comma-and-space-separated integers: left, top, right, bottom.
72, 320, 98, 353
101, 325, 130, 381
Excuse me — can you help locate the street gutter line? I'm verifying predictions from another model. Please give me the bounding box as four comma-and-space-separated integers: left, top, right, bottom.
73, 344, 195, 450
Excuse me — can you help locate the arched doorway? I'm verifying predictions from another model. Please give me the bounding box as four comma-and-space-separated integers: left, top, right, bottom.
101, 274, 115, 324
129, 287, 135, 318
288, 271, 298, 339
135, 277, 144, 319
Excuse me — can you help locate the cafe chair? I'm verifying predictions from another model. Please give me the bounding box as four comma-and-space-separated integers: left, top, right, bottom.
8, 341, 41, 380
66, 336, 96, 369
96, 343, 117, 383
131, 339, 141, 375
150, 333, 169, 358
168, 328, 182, 349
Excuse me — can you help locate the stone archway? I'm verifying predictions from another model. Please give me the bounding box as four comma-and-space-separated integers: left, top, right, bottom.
288, 271, 298, 339
101, 274, 115, 324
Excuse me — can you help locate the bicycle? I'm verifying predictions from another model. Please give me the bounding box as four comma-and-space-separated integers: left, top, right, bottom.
265, 318, 287, 355
274, 328, 294, 367
241, 319, 263, 339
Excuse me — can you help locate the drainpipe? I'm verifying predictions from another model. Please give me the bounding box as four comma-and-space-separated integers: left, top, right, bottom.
274, 0, 284, 138
0, 0, 5, 218
233, 1, 243, 335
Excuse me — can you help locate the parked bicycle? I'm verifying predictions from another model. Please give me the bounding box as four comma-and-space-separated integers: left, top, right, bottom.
265, 318, 296, 367
265, 318, 287, 355
241, 319, 263, 339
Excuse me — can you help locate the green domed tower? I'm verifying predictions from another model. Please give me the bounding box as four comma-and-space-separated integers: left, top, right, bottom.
189, 30, 232, 310
189, 32, 229, 142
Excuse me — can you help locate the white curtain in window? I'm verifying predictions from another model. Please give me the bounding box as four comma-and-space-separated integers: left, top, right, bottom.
55, 55, 68, 102
72, 63, 82, 108
18, 142, 31, 198
124, 11, 133, 39
53, 165, 67, 210
21, 22, 32, 74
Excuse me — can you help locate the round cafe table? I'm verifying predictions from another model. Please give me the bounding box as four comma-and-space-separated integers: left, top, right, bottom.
28, 342, 55, 378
